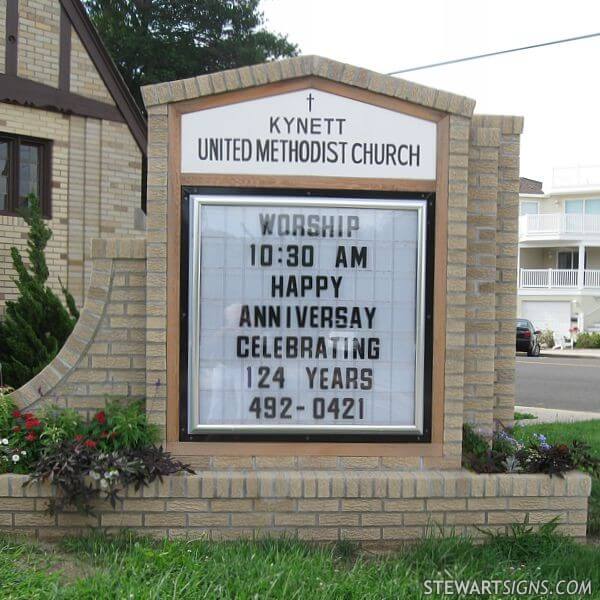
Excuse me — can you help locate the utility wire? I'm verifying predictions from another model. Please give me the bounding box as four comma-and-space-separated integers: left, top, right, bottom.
387, 31, 600, 75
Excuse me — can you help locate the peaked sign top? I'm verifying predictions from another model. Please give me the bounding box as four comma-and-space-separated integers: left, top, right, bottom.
141, 55, 476, 118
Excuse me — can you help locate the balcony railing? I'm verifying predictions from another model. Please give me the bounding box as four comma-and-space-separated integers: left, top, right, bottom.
519, 213, 600, 238
519, 268, 600, 289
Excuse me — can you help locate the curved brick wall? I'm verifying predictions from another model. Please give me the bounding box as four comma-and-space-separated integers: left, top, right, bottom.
10, 238, 146, 417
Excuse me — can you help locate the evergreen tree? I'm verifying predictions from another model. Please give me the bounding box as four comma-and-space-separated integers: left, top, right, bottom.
83, 0, 298, 108
0, 195, 79, 388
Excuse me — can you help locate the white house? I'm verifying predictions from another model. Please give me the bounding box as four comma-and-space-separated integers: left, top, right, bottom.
518, 168, 600, 340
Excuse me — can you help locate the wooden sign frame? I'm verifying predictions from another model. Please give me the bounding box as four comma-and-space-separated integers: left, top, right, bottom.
165, 75, 449, 458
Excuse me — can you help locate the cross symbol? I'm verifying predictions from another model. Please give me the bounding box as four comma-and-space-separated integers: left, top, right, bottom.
306, 93, 315, 112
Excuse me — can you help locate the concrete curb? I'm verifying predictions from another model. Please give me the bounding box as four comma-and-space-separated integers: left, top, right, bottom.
540, 351, 600, 360
515, 405, 600, 424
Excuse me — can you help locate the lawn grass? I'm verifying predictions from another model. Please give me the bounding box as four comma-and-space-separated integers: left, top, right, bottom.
0, 527, 599, 599
512, 419, 600, 536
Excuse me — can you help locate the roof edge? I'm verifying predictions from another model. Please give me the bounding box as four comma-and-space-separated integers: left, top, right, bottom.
141, 55, 476, 118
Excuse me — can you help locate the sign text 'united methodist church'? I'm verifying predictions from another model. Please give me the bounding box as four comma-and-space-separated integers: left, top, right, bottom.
181, 89, 437, 179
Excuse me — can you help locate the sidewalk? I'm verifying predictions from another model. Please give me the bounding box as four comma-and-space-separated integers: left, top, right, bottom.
515, 405, 600, 424
540, 348, 600, 359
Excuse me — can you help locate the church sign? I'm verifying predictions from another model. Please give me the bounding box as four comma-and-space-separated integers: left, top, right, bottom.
180, 89, 436, 179
179, 86, 436, 442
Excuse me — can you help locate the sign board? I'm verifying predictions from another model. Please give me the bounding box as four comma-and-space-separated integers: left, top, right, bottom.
183, 191, 433, 440
181, 89, 437, 180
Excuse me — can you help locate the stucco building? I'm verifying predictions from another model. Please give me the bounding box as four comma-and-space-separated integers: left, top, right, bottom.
518, 170, 600, 339
0, 0, 146, 312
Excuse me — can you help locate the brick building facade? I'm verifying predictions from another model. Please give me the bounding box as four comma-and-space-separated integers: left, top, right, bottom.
0, 0, 146, 311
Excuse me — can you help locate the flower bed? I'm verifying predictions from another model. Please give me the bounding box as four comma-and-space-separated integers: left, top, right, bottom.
0, 390, 192, 514
462, 423, 599, 479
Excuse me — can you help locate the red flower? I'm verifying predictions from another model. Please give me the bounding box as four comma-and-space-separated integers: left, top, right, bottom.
12, 426, 21, 433
94, 411, 107, 425
12, 410, 21, 418
84, 440, 97, 449
100, 431, 109, 438
23, 413, 34, 420
74, 434, 85, 442
25, 419, 41, 430
25, 432, 37, 442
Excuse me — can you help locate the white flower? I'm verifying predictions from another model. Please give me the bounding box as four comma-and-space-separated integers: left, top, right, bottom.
1, 438, 8, 445
11, 454, 20, 463
20, 451, 26, 456
100, 479, 108, 489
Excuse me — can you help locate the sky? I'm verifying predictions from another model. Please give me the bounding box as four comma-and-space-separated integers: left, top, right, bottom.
262, 0, 600, 191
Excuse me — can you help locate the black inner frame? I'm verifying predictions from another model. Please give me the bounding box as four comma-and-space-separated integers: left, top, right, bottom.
180, 186, 435, 443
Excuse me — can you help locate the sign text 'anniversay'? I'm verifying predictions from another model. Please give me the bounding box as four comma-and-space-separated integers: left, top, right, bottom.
181, 89, 437, 179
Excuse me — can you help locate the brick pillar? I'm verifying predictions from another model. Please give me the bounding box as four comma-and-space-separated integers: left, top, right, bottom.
464, 125, 500, 435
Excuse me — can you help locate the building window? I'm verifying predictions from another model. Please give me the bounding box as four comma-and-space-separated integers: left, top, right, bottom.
519, 200, 539, 216
565, 198, 600, 215
557, 249, 579, 270
0, 133, 52, 218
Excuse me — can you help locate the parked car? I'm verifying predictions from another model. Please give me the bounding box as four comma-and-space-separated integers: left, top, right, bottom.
516, 318, 541, 356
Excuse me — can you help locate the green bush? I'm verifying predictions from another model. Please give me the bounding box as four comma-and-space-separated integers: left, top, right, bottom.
538, 329, 555, 348
0, 397, 159, 475
0, 389, 15, 432
89, 398, 160, 451
575, 331, 600, 348
0, 398, 192, 513
0, 195, 79, 388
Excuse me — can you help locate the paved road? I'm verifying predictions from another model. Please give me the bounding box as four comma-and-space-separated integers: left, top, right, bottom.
516, 355, 600, 412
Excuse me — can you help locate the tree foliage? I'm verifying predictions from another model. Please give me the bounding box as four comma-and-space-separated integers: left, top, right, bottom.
83, 0, 298, 107
0, 195, 79, 389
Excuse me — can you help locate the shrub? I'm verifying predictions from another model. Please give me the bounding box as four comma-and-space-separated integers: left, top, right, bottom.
0, 195, 79, 388
0, 387, 16, 431
575, 332, 600, 348
514, 411, 536, 421
538, 329, 555, 349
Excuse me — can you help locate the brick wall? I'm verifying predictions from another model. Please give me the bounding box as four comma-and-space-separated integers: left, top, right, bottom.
17, 0, 61, 88
69, 26, 114, 104
10, 238, 146, 417
0, 104, 143, 312
0, 0, 144, 312
0, 471, 590, 542
0, 104, 70, 309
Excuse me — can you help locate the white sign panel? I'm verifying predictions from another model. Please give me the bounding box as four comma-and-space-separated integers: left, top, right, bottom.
181, 89, 437, 179
187, 194, 427, 435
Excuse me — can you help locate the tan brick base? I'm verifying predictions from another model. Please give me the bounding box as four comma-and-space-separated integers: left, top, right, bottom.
0, 470, 590, 543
